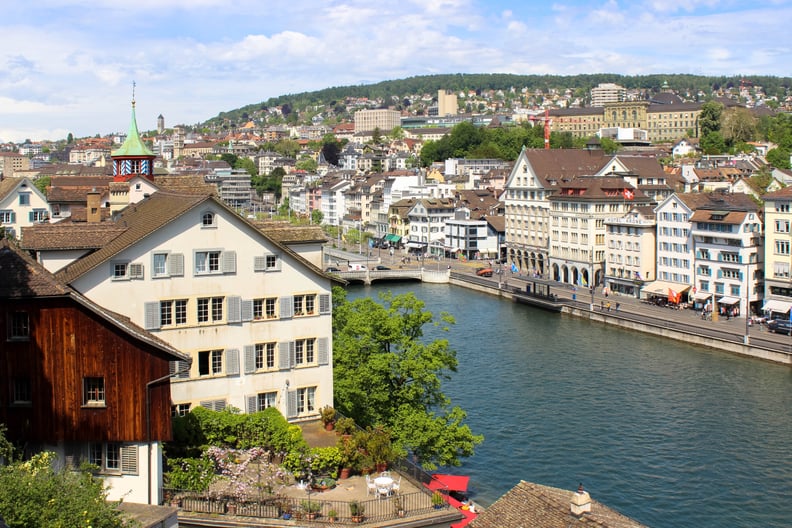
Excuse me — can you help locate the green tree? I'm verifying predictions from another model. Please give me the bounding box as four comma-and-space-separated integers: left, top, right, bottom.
0, 450, 125, 527
66, 132, 74, 144
274, 139, 301, 158
371, 127, 383, 145
311, 209, 324, 224
700, 131, 727, 154
721, 107, 757, 145
34, 175, 50, 196
220, 153, 238, 167
698, 101, 724, 137
331, 288, 483, 470
296, 156, 318, 172
766, 147, 791, 169
235, 157, 258, 177
598, 137, 621, 154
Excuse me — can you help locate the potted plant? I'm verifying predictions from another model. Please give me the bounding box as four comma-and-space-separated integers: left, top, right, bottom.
327, 508, 338, 523
321, 406, 336, 431
432, 490, 446, 509
335, 416, 356, 436
392, 494, 406, 517
349, 500, 365, 523
366, 426, 395, 472
337, 435, 361, 479
302, 499, 321, 520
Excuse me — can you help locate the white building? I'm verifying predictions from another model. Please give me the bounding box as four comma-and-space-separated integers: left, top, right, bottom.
0, 177, 51, 239
52, 192, 336, 422
604, 206, 657, 298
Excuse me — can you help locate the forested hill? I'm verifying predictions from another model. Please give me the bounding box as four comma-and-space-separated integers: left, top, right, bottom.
206, 73, 792, 127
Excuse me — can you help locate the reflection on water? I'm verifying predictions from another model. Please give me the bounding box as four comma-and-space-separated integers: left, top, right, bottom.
347, 283, 792, 528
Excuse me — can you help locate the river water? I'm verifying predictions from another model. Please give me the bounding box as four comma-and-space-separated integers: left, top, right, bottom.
346, 282, 792, 528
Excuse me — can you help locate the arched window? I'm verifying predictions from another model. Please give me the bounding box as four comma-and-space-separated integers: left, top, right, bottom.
202, 212, 216, 227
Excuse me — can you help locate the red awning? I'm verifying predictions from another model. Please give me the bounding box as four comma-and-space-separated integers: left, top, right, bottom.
429, 474, 470, 492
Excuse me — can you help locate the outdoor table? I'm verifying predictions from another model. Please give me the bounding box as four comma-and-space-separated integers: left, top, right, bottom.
374, 475, 394, 497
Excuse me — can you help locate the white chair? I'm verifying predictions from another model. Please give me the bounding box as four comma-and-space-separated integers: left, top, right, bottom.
366, 474, 377, 496
377, 486, 390, 499
391, 476, 401, 492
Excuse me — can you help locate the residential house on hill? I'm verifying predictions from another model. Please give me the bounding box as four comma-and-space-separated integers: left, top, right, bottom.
48, 191, 336, 423
0, 177, 51, 239
0, 238, 188, 505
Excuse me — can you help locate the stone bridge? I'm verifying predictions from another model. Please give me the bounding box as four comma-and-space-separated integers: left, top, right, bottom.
334, 268, 448, 285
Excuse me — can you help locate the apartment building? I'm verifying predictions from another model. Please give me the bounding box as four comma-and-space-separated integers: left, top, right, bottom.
760, 186, 792, 317
604, 206, 657, 297
406, 198, 456, 255
590, 83, 626, 107
0, 151, 30, 177
548, 176, 648, 287
353, 109, 401, 134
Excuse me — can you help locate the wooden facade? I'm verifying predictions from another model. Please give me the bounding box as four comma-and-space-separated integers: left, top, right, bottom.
0, 240, 183, 446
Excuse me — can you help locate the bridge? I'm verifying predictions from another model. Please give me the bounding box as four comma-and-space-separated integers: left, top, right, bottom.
333, 268, 447, 284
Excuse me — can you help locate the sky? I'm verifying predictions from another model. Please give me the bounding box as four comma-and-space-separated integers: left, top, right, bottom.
1, 0, 791, 143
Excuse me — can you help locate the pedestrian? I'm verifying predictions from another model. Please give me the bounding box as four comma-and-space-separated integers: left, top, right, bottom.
600, 301, 604, 311
606, 302, 611, 312
615, 302, 620, 312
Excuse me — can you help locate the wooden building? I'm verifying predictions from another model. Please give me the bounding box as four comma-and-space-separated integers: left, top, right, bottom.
0, 238, 189, 505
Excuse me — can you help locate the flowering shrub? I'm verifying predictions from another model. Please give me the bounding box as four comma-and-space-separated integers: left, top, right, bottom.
165, 456, 216, 492
204, 446, 288, 501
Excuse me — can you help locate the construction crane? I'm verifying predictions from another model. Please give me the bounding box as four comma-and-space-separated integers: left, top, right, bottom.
529, 109, 552, 150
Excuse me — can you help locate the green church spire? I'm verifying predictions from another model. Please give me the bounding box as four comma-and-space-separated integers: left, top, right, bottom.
112, 81, 155, 157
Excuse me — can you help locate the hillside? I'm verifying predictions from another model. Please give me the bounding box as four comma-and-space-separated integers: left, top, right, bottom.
204, 72, 792, 130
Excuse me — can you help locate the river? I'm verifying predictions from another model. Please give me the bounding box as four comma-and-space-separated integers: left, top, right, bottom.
346, 282, 792, 528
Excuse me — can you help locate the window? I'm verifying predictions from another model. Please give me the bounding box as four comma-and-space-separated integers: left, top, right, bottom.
112, 262, 128, 279
293, 294, 317, 316
775, 220, 790, 233
0, 210, 14, 223
255, 342, 276, 369
201, 212, 216, 227
256, 392, 277, 411
30, 209, 48, 222
197, 297, 224, 323
153, 253, 167, 276
12, 378, 31, 405
254, 254, 281, 272
198, 349, 223, 376
297, 386, 316, 414
294, 338, 315, 365
195, 251, 220, 274
171, 403, 191, 417
160, 299, 188, 326
253, 297, 277, 320
775, 240, 790, 255
18, 193, 30, 206
89, 443, 136, 474
83, 377, 105, 406
774, 262, 790, 278
8, 311, 29, 340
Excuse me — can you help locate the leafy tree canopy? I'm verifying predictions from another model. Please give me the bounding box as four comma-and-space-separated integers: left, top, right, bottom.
767, 147, 791, 169
700, 131, 727, 155
331, 288, 483, 470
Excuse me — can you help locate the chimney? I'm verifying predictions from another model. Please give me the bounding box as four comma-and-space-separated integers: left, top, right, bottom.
570, 484, 591, 516
87, 188, 101, 224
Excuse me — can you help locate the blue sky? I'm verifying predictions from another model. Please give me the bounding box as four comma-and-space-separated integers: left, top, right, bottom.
1, 0, 790, 143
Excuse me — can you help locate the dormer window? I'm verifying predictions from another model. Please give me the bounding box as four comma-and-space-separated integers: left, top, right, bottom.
202, 212, 216, 227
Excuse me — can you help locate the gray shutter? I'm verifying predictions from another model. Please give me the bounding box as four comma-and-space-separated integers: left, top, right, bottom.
222, 250, 237, 273
227, 296, 242, 323
317, 337, 329, 365
246, 395, 257, 414
177, 360, 190, 379
169, 253, 184, 276
120, 445, 138, 475
319, 294, 331, 314
241, 299, 253, 322
244, 345, 255, 374
274, 254, 282, 271
29, 211, 34, 222
278, 342, 291, 370
289, 340, 296, 367
279, 296, 293, 319
9, 211, 15, 223
287, 390, 297, 419
144, 302, 160, 330
254, 256, 267, 272
129, 263, 144, 279
215, 399, 227, 412
226, 349, 240, 376
199, 400, 213, 410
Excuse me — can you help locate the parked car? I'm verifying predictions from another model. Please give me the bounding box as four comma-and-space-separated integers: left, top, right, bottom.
475, 267, 494, 277
374, 265, 391, 270
768, 319, 792, 335
325, 266, 341, 273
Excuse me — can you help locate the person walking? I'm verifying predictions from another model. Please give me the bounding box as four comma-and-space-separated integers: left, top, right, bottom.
615, 302, 620, 312
606, 301, 611, 312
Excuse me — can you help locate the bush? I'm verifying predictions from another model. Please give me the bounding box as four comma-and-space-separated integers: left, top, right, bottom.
165, 456, 216, 492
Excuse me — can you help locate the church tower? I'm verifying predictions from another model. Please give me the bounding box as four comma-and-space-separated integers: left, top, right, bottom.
112, 84, 155, 183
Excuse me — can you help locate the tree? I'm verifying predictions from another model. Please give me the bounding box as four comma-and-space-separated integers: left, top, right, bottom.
766, 147, 791, 169
698, 101, 723, 137
721, 107, 757, 145
598, 137, 621, 154
700, 131, 727, 155
371, 127, 383, 145
0, 433, 125, 528
66, 132, 73, 144
34, 175, 50, 196
235, 157, 258, 177
295, 155, 318, 172
311, 209, 324, 225
331, 288, 483, 470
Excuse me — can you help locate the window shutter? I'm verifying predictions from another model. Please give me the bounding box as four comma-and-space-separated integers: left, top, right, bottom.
244, 345, 255, 374
144, 302, 160, 330
319, 294, 331, 315
9, 212, 15, 223
274, 255, 282, 271
241, 300, 253, 322
215, 399, 227, 412
278, 342, 291, 370
120, 445, 138, 475
287, 390, 297, 419
177, 360, 190, 379
29, 211, 34, 222
246, 395, 257, 414
200, 400, 213, 410
227, 296, 242, 323
280, 296, 293, 319
129, 263, 144, 279
289, 341, 296, 367
226, 349, 240, 376
169, 253, 184, 276
317, 337, 329, 365
222, 250, 237, 273
169, 361, 177, 375
254, 256, 267, 272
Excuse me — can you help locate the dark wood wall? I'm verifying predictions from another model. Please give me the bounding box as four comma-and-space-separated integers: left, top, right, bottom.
0, 296, 174, 444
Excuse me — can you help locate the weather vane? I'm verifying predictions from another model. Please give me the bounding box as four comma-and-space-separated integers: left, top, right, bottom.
132, 80, 136, 106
